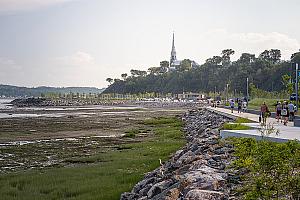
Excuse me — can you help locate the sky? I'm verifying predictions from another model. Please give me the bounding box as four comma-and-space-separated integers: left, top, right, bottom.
0, 0, 300, 88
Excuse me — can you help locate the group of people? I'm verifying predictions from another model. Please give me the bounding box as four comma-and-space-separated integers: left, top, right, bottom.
229, 99, 247, 113
275, 101, 296, 125
261, 101, 297, 126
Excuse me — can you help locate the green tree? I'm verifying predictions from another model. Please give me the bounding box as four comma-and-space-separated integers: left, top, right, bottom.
238, 53, 256, 64
148, 67, 161, 75
282, 74, 293, 95
106, 78, 113, 85
160, 60, 169, 73
221, 49, 235, 66
269, 49, 281, 63
291, 51, 300, 64
178, 59, 192, 71
121, 73, 128, 80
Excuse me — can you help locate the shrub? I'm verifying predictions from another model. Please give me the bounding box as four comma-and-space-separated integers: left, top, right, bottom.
230, 138, 300, 199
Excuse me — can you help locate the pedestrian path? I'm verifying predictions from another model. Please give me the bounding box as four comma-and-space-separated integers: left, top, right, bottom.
207, 106, 300, 142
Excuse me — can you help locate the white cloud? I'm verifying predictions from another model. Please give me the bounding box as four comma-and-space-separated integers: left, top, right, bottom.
198, 29, 300, 61
55, 51, 96, 67
0, 0, 74, 14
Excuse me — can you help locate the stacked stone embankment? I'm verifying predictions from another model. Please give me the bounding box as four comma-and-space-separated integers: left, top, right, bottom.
11, 98, 200, 108
121, 108, 239, 200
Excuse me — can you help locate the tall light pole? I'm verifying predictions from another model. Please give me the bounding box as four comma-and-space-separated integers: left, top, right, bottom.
226, 84, 229, 102
296, 63, 299, 111
246, 77, 249, 104
214, 86, 216, 100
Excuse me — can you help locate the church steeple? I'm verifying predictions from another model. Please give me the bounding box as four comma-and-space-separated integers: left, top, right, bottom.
170, 32, 177, 65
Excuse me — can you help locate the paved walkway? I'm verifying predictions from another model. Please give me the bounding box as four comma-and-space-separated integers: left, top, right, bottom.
207, 106, 300, 142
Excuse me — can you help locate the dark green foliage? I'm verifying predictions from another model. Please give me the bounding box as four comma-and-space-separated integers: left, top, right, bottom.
104, 49, 295, 94
230, 138, 300, 199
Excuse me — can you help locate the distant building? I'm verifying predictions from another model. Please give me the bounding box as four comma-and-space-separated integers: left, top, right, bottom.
169, 33, 199, 71
177, 92, 205, 100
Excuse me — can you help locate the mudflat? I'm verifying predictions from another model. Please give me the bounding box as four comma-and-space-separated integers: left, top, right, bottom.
0, 104, 188, 172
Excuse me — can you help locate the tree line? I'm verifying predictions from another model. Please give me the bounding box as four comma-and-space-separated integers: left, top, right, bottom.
104, 49, 300, 97
0, 85, 105, 98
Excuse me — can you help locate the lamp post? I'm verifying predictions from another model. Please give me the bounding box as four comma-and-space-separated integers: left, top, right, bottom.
296, 63, 299, 111
246, 77, 249, 105
226, 84, 229, 103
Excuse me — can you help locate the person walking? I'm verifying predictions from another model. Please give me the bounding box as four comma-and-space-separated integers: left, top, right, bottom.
230, 100, 235, 113
288, 101, 295, 122
242, 101, 247, 112
281, 101, 289, 126
237, 100, 242, 113
275, 101, 282, 123
260, 102, 269, 125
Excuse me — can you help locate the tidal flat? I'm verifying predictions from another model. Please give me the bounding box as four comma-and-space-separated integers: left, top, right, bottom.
0, 104, 188, 199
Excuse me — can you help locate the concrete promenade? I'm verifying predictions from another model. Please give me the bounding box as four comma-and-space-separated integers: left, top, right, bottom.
208, 106, 300, 142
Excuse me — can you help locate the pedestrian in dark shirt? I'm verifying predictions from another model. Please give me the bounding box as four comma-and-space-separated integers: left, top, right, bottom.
238, 100, 242, 113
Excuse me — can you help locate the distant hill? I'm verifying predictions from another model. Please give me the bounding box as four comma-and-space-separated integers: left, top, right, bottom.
0, 85, 105, 97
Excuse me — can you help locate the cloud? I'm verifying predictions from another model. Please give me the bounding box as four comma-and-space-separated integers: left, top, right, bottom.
199, 29, 300, 61
55, 51, 96, 67
0, 0, 74, 14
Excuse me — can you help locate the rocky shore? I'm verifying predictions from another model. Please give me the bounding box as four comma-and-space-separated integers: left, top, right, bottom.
10, 98, 129, 107
10, 98, 199, 108
121, 108, 239, 200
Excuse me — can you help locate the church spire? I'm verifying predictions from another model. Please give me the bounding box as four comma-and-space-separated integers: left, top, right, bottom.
170, 32, 177, 65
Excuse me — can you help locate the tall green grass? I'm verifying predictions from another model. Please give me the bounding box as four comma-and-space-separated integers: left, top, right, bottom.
0, 117, 185, 200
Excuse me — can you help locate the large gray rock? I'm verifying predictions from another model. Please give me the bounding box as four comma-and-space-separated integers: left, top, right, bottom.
147, 180, 174, 198
132, 177, 156, 194
185, 189, 227, 200
120, 192, 139, 200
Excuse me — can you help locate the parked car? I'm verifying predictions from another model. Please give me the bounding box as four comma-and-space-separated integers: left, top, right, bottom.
290, 93, 297, 101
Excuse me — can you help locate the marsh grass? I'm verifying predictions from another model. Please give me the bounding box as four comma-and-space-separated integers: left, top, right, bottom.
0, 117, 185, 200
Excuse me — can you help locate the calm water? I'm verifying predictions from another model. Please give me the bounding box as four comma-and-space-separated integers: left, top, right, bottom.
0, 99, 141, 119
0, 99, 13, 110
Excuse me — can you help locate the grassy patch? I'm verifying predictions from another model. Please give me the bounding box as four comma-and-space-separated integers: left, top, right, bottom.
235, 117, 254, 123
222, 123, 251, 130
0, 117, 185, 200
248, 98, 286, 112
123, 129, 140, 138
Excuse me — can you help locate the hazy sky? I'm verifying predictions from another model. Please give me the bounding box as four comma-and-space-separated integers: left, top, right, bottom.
0, 0, 300, 88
